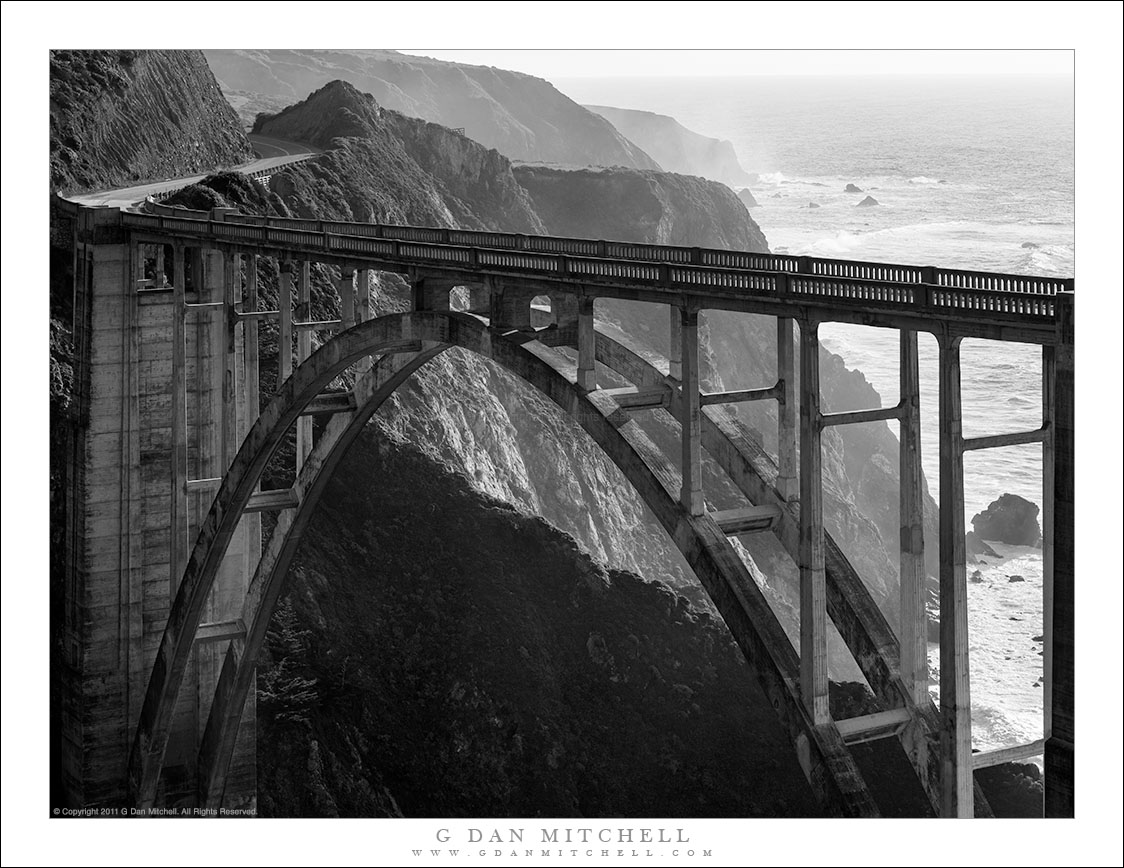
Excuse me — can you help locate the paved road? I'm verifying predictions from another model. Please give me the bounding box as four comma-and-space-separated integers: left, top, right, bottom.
247, 133, 320, 159
67, 134, 319, 209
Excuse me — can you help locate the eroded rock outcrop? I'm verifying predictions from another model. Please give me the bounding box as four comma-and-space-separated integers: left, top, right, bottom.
254, 81, 544, 232
50, 50, 251, 192
972, 494, 1042, 546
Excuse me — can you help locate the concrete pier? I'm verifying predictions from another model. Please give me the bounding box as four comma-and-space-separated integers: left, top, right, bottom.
776, 317, 797, 502
798, 319, 828, 724
1045, 294, 1075, 817
938, 334, 972, 818
899, 330, 927, 705
679, 307, 703, 516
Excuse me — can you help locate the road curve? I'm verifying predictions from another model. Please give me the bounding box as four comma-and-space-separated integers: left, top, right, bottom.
67, 134, 319, 210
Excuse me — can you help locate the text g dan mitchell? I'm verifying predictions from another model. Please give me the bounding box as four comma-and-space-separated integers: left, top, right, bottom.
437, 828, 691, 845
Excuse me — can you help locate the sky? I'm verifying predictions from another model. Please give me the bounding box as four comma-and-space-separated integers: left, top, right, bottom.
399, 49, 1074, 80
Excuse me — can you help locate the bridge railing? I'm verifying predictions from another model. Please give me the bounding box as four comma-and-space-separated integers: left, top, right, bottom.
141, 202, 1073, 299
121, 210, 1069, 323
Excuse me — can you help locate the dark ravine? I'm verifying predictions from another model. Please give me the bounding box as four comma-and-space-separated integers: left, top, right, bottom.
50, 51, 1044, 817
258, 432, 822, 817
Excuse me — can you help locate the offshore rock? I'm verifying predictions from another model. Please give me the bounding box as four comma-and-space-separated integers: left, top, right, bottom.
971, 493, 1042, 546
738, 187, 760, 208
856, 195, 880, 207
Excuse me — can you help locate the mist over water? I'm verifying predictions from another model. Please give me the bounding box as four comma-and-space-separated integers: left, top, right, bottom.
557, 73, 1074, 758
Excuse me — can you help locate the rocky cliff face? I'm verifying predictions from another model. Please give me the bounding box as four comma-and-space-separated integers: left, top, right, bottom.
49, 50, 251, 193
586, 105, 752, 186
252, 81, 544, 232
204, 49, 660, 170
514, 164, 765, 250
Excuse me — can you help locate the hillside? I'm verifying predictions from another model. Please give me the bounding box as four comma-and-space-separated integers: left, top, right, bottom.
204, 49, 660, 170
251, 81, 544, 231
258, 432, 821, 817
586, 105, 752, 186
50, 50, 251, 193
513, 164, 764, 250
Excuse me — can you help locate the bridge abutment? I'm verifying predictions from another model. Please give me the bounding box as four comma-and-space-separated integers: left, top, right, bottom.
63, 211, 257, 810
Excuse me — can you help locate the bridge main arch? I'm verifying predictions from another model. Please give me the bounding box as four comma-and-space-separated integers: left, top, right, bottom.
129, 309, 884, 817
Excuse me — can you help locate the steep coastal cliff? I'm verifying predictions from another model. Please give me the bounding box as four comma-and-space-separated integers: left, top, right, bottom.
49, 50, 251, 193
204, 49, 660, 170
513, 164, 765, 250
585, 105, 752, 186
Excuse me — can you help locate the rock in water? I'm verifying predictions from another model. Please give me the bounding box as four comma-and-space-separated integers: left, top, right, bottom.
971, 493, 1042, 546
856, 195, 879, 207
771, 192, 783, 199
807, 201, 821, 209
844, 183, 863, 193
738, 187, 760, 208
965, 531, 999, 562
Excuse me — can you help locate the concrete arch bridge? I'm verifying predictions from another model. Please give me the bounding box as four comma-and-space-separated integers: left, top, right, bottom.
56, 199, 1074, 818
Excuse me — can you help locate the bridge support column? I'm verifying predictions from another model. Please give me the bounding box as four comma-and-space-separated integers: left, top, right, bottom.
170, 244, 188, 595
577, 296, 596, 391
64, 221, 141, 807
776, 317, 797, 501
356, 268, 371, 323
355, 268, 373, 375
668, 307, 682, 380
547, 291, 580, 346
466, 283, 491, 316
296, 261, 312, 470
279, 260, 293, 383
412, 277, 453, 313
222, 251, 241, 470
1044, 293, 1074, 816
798, 319, 829, 724
937, 333, 972, 818
899, 330, 928, 705
488, 282, 536, 332
242, 252, 262, 590
338, 264, 356, 329
679, 307, 703, 516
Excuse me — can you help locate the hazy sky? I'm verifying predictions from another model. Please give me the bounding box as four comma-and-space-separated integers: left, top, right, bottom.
400, 49, 1074, 80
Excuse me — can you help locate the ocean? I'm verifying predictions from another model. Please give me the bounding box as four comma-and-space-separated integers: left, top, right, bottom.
556, 73, 1075, 760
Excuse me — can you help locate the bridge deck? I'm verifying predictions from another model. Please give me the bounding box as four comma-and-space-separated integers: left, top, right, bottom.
114, 205, 1071, 345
